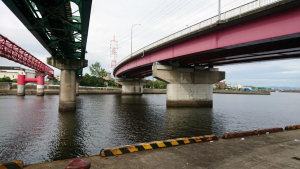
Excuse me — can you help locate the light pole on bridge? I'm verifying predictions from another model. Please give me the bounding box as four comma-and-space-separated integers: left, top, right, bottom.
218, 0, 221, 20
131, 24, 141, 57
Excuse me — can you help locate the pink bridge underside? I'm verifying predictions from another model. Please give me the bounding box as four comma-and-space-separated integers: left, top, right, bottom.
115, 6, 300, 76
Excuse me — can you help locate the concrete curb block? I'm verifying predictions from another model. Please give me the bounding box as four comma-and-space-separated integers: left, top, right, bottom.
285, 125, 300, 130
100, 135, 218, 157
222, 127, 283, 139
0, 160, 23, 169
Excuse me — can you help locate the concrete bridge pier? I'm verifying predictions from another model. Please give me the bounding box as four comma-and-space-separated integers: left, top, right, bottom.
152, 64, 225, 107
115, 77, 148, 95
47, 58, 88, 111
48, 77, 54, 85
36, 72, 46, 96
17, 75, 26, 96
76, 76, 83, 96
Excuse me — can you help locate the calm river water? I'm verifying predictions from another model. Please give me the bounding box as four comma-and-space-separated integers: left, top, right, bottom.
0, 92, 299, 164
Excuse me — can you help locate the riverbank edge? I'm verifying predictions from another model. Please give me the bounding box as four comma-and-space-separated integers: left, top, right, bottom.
0, 89, 276, 95
213, 90, 271, 95
19, 125, 300, 168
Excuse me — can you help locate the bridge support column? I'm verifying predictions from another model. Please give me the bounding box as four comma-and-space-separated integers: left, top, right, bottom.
36, 73, 46, 96
48, 77, 54, 85
47, 58, 88, 111
76, 77, 83, 96
115, 77, 148, 95
153, 64, 225, 107
17, 75, 26, 96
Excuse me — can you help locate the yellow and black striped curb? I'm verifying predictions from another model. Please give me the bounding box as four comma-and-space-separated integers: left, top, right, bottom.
222, 127, 283, 139
0, 160, 23, 169
285, 125, 300, 130
100, 135, 218, 157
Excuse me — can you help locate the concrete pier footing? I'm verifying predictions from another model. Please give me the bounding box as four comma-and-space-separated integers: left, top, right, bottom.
59, 70, 77, 110
166, 84, 213, 107
76, 82, 80, 96
17, 84, 25, 96
17, 74, 46, 96
76, 77, 83, 96
153, 64, 225, 107
36, 86, 44, 96
48, 77, 54, 85
17, 75, 26, 96
47, 57, 88, 111
36, 74, 46, 96
115, 78, 148, 95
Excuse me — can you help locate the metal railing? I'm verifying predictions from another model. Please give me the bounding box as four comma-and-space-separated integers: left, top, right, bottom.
115, 0, 282, 70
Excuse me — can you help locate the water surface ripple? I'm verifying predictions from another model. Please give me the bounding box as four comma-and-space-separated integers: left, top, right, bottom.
0, 93, 299, 164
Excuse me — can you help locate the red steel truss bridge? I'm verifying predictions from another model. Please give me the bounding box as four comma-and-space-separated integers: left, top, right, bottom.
0, 34, 54, 77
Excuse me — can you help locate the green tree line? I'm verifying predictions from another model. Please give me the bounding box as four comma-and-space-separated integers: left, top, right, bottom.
80, 61, 117, 87
145, 79, 167, 89
0, 77, 17, 83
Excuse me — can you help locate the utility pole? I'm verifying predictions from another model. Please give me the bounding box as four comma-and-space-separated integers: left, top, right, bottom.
110, 36, 118, 76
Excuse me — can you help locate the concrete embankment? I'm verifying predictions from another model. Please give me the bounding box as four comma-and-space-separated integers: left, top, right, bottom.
23, 127, 300, 169
1, 83, 296, 95
213, 90, 271, 95
282, 90, 300, 93
0, 83, 168, 95
143, 89, 272, 95
143, 89, 166, 94
0, 83, 122, 95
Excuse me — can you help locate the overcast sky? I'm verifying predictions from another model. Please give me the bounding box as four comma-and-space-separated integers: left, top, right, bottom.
0, 0, 299, 87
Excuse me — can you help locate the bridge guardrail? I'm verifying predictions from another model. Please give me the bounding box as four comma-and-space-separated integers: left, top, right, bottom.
115, 0, 282, 71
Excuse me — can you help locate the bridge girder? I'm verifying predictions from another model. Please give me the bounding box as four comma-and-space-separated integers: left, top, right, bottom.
3, 0, 92, 75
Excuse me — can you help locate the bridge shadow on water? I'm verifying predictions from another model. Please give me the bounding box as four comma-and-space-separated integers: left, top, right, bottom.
46, 94, 220, 162
0, 94, 229, 164
2, 93, 300, 164
105, 94, 215, 144
47, 109, 89, 162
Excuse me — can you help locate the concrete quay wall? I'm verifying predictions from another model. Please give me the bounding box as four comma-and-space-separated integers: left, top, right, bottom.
0, 82, 11, 91
1, 83, 280, 95
282, 90, 300, 93
143, 89, 166, 94
24, 127, 300, 169
0, 83, 122, 95
0, 83, 169, 95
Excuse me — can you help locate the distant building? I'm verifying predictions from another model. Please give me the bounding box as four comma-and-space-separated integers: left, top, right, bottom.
215, 81, 226, 89
226, 83, 232, 89
235, 83, 244, 90
0, 66, 36, 79
56, 75, 60, 81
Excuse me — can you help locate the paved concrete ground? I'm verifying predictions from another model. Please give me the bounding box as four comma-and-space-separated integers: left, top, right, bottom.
25, 130, 300, 169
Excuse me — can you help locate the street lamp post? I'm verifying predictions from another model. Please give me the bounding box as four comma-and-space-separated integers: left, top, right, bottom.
218, 0, 221, 20
131, 24, 141, 57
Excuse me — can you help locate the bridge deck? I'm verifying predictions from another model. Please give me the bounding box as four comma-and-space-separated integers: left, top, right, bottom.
114, 0, 300, 78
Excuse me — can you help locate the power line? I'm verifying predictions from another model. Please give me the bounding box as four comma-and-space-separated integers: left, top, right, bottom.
118, 0, 213, 47
117, 0, 194, 43
116, 0, 168, 40
116, 0, 181, 41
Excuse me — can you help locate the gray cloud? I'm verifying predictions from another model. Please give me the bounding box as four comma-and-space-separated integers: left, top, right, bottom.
1, 0, 299, 86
